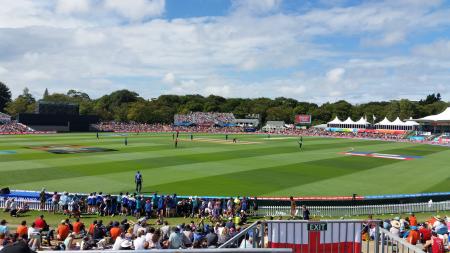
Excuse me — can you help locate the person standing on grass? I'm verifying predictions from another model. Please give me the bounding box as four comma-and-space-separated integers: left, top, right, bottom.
290, 196, 297, 219
96, 132, 99, 139
39, 188, 46, 211
225, 134, 228, 140
298, 137, 303, 150
191, 134, 193, 141
124, 137, 128, 146
175, 138, 178, 148
135, 171, 143, 193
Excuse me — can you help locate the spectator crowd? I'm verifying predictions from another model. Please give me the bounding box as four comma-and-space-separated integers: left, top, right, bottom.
0, 192, 262, 252
0, 122, 34, 134
174, 113, 236, 126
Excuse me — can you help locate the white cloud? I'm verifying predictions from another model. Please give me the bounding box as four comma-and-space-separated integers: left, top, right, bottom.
278, 85, 306, 95
363, 31, 405, 47
326, 68, 345, 83
162, 72, 176, 84
413, 40, 450, 59
23, 70, 51, 81
74, 29, 106, 46
56, 0, 90, 14
0, 0, 449, 102
103, 0, 165, 21
231, 0, 282, 14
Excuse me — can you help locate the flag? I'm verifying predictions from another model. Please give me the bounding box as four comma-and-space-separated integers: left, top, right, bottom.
268, 221, 362, 253
372, 115, 376, 121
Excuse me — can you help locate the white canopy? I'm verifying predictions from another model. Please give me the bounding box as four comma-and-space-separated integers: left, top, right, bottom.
342, 117, 356, 124
355, 117, 369, 125
405, 120, 419, 126
415, 107, 450, 122
391, 117, 405, 126
375, 117, 392, 125
328, 116, 342, 124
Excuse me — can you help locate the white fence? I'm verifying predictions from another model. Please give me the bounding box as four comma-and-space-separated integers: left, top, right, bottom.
1, 198, 449, 217
255, 201, 450, 217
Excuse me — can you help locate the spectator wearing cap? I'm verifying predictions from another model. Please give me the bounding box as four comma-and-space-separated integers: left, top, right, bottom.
110, 222, 121, 241
390, 218, 401, 237
56, 220, 70, 241
419, 223, 432, 243
406, 226, 420, 245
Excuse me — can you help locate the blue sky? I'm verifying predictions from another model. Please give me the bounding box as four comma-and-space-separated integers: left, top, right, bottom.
1, 0, 450, 103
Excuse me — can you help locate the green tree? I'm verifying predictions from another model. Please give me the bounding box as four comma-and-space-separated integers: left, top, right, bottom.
0, 81, 12, 112
5, 88, 36, 115
43, 88, 49, 100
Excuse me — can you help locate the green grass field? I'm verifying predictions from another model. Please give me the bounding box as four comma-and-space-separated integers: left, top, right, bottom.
0, 133, 449, 196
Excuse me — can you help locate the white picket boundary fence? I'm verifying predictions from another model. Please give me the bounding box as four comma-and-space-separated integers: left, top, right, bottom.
1, 198, 449, 217
255, 201, 450, 217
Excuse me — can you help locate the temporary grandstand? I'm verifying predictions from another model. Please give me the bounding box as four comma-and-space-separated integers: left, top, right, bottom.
262, 121, 285, 131
375, 117, 419, 130
174, 112, 236, 127
413, 107, 450, 133
0, 112, 11, 123
327, 116, 419, 131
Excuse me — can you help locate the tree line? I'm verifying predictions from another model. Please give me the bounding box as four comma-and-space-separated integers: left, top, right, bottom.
0, 82, 448, 125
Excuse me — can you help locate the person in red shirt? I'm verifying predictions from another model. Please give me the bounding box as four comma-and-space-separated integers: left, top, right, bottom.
34, 215, 47, 230
419, 223, 432, 243
88, 220, 97, 236
423, 231, 445, 253
72, 218, 84, 235
409, 213, 417, 226
406, 226, 420, 245
56, 220, 70, 241
16, 220, 28, 238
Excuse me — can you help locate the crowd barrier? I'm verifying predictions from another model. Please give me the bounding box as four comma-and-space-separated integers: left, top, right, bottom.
255, 201, 450, 217
1, 198, 449, 217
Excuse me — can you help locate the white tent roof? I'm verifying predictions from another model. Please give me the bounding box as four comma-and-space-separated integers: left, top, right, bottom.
342, 117, 356, 124
375, 117, 392, 125
405, 120, 419, 126
391, 117, 406, 126
328, 116, 342, 124
415, 107, 450, 122
355, 117, 369, 125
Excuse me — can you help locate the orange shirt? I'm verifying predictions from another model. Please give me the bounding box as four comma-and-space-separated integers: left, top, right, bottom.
407, 230, 420, 245
409, 216, 417, 226
89, 224, 95, 235
110, 227, 122, 240
73, 222, 83, 234
16, 225, 28, 237
57, 224, 70, 240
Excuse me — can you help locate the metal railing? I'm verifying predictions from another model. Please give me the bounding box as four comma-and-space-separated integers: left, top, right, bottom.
255, 201, 450, 217
378, 227, 425, 253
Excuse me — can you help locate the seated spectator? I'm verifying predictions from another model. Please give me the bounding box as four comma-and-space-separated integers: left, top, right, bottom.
16, 221, 28, 239
56, 220, 70, 241
406, 226, 420, 245
0, 220, 9, 235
